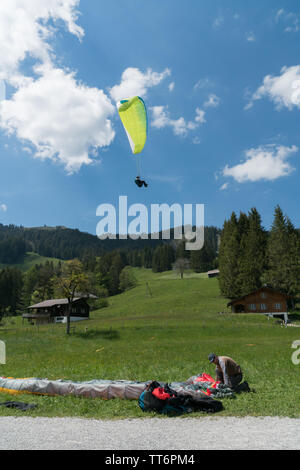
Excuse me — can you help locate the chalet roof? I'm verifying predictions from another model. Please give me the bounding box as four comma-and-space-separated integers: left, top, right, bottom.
75, 292, 98, 299
227, 286, 289, 307
28, 298, 82, 309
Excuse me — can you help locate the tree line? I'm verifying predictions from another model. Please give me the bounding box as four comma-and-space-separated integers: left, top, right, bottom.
0, 224, 219, 265
218, 206, 300, 301
0, 224, 170, 262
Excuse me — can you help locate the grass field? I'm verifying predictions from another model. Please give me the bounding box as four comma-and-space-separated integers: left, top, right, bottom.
0, 252, 63, 272
0, 268, 299, 419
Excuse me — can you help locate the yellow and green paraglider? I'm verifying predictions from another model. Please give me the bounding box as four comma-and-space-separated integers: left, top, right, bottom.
117, 96, 148, 188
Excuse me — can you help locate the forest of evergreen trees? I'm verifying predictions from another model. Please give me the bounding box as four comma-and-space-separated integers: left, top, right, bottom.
0, 236, 27, 264
218, 206, 300, 301
0, 224, 172, 261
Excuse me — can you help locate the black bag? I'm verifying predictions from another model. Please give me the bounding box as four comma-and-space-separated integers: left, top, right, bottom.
173, 395, 223, 413
0, 401, 37, 411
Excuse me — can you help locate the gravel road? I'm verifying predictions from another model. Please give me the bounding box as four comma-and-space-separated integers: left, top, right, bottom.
0, 416, 299, 450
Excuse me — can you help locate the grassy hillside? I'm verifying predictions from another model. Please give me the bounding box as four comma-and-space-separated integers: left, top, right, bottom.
0, 268, 299, 419
0, 252, 63, 272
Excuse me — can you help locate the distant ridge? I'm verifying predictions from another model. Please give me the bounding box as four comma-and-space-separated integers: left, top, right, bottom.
0, 223, 220, 263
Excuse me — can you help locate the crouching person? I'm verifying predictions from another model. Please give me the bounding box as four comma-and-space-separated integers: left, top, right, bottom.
208, 353, 250, 392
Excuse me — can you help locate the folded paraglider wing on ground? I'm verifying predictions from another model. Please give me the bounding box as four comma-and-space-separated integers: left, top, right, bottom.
0, 373, 234, 401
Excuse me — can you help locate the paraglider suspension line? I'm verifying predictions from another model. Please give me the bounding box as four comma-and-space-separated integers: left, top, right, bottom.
136, 155, 142, 178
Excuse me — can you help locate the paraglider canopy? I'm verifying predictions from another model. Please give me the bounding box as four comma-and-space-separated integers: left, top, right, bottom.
117, 96, 148, 155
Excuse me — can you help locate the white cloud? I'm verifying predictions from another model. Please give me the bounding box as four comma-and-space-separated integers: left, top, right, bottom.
275, 8, 299, 33
223, 145, 298, 183
193, 78, 213, 91
204, 94, 221, 108
192, 136, 201, 145
151, 106, 206, 137
168, 82, 175, 92
0, 204, 7, 212
213, 17, 224, 28
0, 65, 115, 173
0, 81, 6, 101
0, 1, 121, 173
22, 147, 33, 154
246, 31, 256, 42
195, 108, 206, 124
275, 9, 285, 22
0, 0, 84, 85
246, 65, 300, 110
109, 67, 171, 102
220, 183, 229, 191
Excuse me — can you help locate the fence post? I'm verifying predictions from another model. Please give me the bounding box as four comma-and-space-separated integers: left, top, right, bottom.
0, 341, 6, 365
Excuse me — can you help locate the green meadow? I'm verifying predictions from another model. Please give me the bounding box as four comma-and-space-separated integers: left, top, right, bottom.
0, 268, 299, 419
0, 252, 63, 272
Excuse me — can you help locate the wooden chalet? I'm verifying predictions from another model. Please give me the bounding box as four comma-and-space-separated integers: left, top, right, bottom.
227, 286, 290, 323
22, 297, 90, 325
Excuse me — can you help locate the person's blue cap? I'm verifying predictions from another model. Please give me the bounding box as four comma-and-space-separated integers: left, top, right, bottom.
208, 353, 216, 363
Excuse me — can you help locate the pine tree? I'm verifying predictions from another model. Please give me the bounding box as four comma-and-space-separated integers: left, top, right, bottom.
0, 267, 24, 318
266, 206, 300, 297
152, 245, 175, 272
218, 212, 241, 299
175, 240, 190, 260
190, 244, 215, 273
141, 247, 153, 268
107, 253, 125, 295
237, 208, 266, 295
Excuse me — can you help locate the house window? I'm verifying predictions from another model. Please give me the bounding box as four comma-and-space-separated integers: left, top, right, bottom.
260, 304, 267, 310
274, 303, 282, 310
261, 292, 267, 299
248, 304, 256, 311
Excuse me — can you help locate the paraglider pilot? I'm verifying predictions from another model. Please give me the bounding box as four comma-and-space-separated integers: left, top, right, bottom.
135, 176, 148, 188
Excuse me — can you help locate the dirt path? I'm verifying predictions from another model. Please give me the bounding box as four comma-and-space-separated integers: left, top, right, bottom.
0, 416, 299, 450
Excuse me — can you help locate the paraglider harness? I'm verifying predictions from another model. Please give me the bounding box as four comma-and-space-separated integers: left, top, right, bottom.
138, 381, 223, 415
135, 176, 148, 188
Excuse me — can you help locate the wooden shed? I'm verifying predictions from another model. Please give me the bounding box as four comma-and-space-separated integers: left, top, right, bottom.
207, 269, 220, 278
227, 286, 290, 323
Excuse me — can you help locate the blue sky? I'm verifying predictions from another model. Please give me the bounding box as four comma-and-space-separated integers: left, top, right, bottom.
0, 0, 299, 235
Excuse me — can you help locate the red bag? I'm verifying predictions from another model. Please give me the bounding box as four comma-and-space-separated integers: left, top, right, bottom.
195, 373, 215, 383
201, 389, 212, 396
194, 374, 220, 389
152, 387, 173, 400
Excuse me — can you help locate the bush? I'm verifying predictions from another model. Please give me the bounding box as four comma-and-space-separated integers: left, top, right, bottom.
119, 267, 137, 292
94, 298, 109, 310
